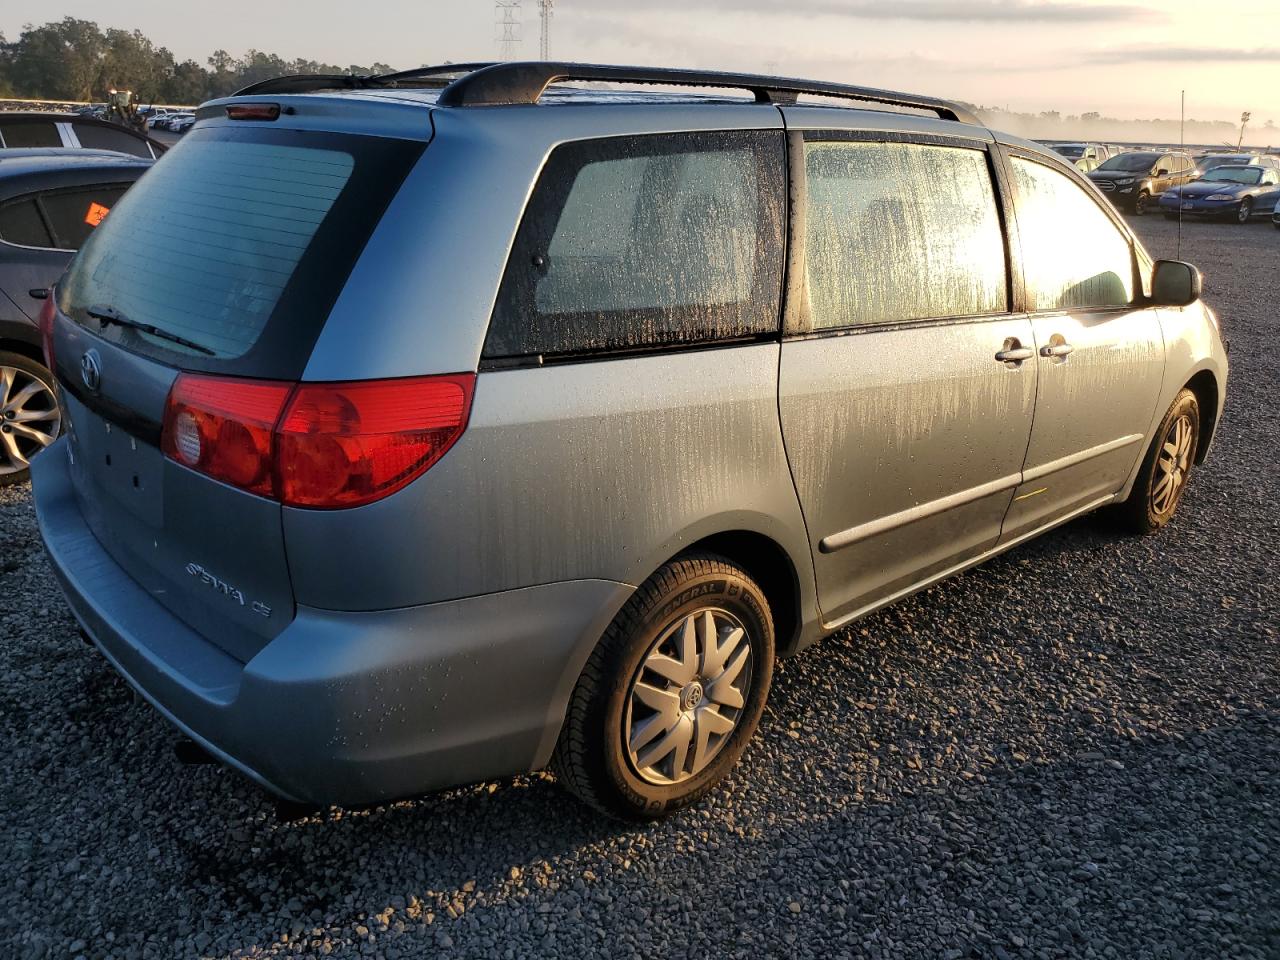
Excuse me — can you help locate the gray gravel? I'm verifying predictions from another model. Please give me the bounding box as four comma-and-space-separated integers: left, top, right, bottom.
2, 215, 1277, 959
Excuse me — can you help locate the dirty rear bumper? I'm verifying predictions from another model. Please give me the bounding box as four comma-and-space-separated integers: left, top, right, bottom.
32, 439, 633, 806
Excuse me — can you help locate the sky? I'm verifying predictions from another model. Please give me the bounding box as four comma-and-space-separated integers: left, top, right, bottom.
4, 0, 1278, 127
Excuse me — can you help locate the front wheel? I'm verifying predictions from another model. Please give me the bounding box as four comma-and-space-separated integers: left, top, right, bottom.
553, 554, 775, 820
1234, 198, 1253, 224
1133, 191, 1149, 216
1114, 389, 1200, 534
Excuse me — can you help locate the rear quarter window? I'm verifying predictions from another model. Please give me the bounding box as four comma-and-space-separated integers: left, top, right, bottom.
73, 123, 153, 158
0, 120, 61, 148
0, 198, 54, 247
485, 130, 786, 361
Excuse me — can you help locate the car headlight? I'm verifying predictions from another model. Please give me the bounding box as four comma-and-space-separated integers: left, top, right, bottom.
1205, 194, 1236, 201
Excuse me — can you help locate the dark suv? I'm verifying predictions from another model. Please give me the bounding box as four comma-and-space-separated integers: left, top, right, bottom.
1088, 150, 1197, 214
0, 149, 152, 483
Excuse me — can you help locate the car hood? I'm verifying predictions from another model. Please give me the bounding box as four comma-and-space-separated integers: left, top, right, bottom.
1172, 180, 1253, 197
1089, 168, 1151, 181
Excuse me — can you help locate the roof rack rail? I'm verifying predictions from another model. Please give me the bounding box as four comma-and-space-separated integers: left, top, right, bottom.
435, 61, 979, 124
233, 64, 497, 98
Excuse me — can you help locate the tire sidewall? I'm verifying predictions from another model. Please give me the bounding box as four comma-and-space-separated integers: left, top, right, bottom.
598, 564, 774, 818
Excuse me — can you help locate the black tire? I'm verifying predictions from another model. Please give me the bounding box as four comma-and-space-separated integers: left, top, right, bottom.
0, 350, 61, 487
552, 553, 775, 820
1234, 198, 1253, 224
1114, 388, 1200, 534
1133, 191, 1149, 216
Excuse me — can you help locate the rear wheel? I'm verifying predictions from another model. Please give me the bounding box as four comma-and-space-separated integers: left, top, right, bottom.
553, 554, 774, 820
0, 351, 61, 486
1234, 198, 1253, 224
1115, 389, 1199, 534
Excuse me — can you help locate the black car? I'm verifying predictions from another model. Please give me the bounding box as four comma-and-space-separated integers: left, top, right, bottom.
0, 149, 152, 483
0, 112, 165, 159
1087, 150, 1198, 215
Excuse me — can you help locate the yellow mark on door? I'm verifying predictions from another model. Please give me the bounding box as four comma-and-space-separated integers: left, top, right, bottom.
1014, 487, 1049, 502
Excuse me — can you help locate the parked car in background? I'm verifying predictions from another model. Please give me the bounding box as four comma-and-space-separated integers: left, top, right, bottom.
31, 63, 1227, 821
0, 112, 164, 159
1088, 150, 1197, 214
1160, 165, 1280, 223
1197, 153, 1280, 175
168, 114, 198, 134
0, 149, 152, 483
1049, 141, 1110, 172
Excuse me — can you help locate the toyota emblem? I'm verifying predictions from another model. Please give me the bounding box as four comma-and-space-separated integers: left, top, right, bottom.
80, 350, 101, 393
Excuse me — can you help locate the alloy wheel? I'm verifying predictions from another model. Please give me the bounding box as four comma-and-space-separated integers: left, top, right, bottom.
623, 608, 753, 785
1152, 413, 1194, 515
1236, 199, 1252, 224
0, 364, 60, 477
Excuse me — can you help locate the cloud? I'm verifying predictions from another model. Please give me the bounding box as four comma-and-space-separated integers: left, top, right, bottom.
572, 0, 1156, 23
1086, 46, 1280, 64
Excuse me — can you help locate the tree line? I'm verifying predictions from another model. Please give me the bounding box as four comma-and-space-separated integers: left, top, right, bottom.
0, 17, 397, 105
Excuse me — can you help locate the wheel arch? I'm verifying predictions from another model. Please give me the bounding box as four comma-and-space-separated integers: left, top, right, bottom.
1185, 368, 1219, 465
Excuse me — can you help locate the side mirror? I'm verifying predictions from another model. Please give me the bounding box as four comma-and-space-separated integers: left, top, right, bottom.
1151, 260, 1202, 307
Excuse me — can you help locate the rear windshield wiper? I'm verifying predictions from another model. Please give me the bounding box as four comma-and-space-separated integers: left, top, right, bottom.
86, 305, 216, 357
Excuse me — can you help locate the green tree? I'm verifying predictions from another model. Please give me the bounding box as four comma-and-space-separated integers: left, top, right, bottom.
6, 18, 105, 101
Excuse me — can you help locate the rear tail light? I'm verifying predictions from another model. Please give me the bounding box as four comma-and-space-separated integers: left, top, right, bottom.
38, 292, 56, 371
162, 376, 292, 497
160, 373, 475, 509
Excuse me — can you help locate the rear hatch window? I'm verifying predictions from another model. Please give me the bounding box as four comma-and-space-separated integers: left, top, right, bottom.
58, 125, 424, 380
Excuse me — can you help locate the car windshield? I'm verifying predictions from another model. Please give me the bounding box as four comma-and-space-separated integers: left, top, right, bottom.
1054, 145, 1085, 158
1096, 153, 1157, 172
1201, 166, 1261, 184
1199, 156, 1246, 170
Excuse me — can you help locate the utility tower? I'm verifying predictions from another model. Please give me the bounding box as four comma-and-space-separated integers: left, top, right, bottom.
539, 0, 554, 60
495, 0, 522, 60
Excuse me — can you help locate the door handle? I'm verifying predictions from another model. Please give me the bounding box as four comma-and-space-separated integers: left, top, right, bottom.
1040, 342, 1074, 358
995, 339, 1035, 364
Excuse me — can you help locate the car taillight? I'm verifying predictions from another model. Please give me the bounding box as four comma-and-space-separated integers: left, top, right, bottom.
276, 375, 475, 508
38, 293, 56, 371
162, 375, 292, 497
159, 373, 475, 508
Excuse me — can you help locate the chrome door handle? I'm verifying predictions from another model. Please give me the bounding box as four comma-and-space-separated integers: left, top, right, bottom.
1040, 342, 1074, 358
995, 346, 1035, 363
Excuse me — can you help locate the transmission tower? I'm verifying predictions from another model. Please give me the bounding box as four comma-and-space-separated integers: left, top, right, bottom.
495, 0, 523, 61
539, 0, 554, 60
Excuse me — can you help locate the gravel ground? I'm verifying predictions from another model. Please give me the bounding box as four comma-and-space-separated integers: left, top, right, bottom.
2, 215, 1277, 960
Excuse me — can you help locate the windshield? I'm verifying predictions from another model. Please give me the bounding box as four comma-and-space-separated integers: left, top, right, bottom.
1054, 145, 1085, 158
1199, 156, 1246, 171
1201, 166, 1261, 184
1095, 153, 1157, 172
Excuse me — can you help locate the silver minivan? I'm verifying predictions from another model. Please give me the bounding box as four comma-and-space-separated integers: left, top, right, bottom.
32, 63, 1228, 820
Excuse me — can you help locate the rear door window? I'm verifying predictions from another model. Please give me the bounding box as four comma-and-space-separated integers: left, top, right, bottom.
1009, 157, 1134, 311
39, 185, 130, 249
803, 140, 1008, 329
0, 120, 61, 148
73, 122, 153, 158
0, 198, 54, 247
485, 130, 786, 361
58, 126, 424, 380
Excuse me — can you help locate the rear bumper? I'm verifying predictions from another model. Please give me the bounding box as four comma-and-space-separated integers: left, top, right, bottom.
32, 439, 633, 806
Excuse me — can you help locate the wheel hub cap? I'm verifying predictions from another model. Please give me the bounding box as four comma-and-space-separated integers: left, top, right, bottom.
0, 364, 60, 476
1152, 414, 1193, 514
624, 608, 753, 786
